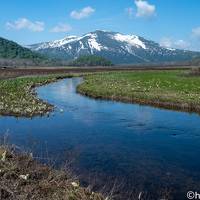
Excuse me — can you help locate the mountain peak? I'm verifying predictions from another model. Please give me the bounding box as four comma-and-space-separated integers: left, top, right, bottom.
28, 30, 200, 64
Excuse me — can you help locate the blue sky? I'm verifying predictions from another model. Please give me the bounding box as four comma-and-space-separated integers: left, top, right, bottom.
1, 0, 200, 51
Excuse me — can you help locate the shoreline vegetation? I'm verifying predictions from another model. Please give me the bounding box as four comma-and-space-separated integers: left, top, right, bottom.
0, 74, 78, 117
1, 69, 200, 117
77, 70, 200, 114
0, 146, 104, 200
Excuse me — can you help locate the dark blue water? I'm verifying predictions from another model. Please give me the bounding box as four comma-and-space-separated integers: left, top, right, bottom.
1, 78, 200, 199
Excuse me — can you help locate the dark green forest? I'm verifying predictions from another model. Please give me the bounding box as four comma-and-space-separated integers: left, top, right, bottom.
70, 55, 113, 66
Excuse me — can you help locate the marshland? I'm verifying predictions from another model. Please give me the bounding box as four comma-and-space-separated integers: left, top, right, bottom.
1, 68, 200, 118
0, 74, 78, 117
1, 68, 200, 199
78, 70, 200, 114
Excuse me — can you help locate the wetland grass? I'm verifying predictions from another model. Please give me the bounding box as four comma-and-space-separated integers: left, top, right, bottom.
77, 70, 200, 114
0, 74, 76, 117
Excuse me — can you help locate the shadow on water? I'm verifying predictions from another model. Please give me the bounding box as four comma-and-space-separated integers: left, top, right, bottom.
1, 78, 200, 199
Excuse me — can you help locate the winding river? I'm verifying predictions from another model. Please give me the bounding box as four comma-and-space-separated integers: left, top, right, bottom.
1, 78, 200, 199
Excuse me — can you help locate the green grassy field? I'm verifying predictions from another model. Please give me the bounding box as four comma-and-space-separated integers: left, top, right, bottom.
77, 70, 200, 113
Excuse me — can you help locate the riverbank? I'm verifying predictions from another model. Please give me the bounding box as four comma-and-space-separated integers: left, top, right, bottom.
0, 146, 104, 200
0, 75, 76, 117
2, 69, 200, 118
77, 70, 200, 114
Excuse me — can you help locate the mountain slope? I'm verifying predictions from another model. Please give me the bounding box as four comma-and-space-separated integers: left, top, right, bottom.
29, 30, 200, 65
0, 37, 46, 60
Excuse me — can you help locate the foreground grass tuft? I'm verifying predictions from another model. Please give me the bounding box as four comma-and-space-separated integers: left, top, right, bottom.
77, 70, 200, 113
0, 146, 104, 200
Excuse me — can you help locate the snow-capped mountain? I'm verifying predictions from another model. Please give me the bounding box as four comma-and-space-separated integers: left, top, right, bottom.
28, 30, 200, 64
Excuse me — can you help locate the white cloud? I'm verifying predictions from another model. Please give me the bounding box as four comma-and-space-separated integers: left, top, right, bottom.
160, 37, 190, 50
160, 27, 200, 52
6, 18, 44, 32
70, 6, 95, 20
174, 40, 190, 49
50, 23, 72, 33
160, 37, 173, 48
192, 27, 200, 38
135, 0, 156, 18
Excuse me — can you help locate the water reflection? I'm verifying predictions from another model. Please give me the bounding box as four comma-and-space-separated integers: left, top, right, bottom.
0, 78, 200, 199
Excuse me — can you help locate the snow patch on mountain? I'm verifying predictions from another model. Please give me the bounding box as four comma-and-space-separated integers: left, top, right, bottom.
112, 33, 147, 49
34, 33, 109, 53
87, 33, 108, 53
34, 36, 79, 50
166, 47, 176, 51
28, 30, 200, 64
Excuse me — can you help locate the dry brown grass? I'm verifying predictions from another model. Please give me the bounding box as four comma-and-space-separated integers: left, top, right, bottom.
0, 146, 104, 200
